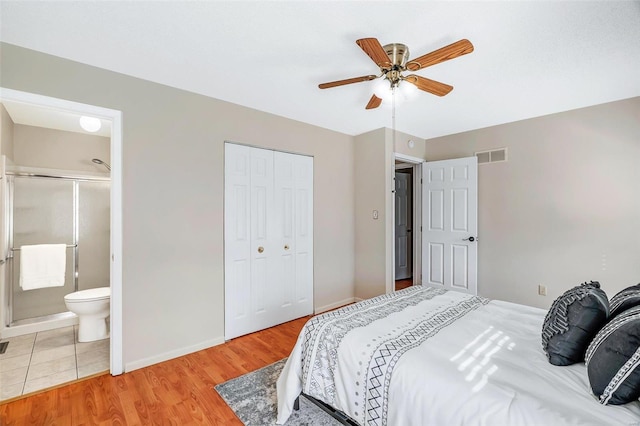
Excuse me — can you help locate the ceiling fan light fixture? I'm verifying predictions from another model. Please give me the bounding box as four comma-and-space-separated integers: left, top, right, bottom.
373, 78, 394, 102
374, 78, 416, 104
399, 80, 419, 99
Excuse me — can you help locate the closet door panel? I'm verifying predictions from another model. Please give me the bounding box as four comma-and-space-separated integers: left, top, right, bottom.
274, 152, 296, 319
224, 144, 252, 339
294, 155, 314, 317
250, 148, 275, 327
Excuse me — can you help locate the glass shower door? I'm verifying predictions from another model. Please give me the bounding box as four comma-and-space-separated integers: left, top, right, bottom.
78, 180, 110, 290
11, 176, 75, 322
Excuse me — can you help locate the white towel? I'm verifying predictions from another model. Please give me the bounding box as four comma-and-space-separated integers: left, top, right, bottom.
19, 244, 67, 291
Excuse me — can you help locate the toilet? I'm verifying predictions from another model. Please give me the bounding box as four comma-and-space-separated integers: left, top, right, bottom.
64, 287, 111, 342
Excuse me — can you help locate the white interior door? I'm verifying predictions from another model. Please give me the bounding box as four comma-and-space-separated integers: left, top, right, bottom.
422, 157, 478, 295
395, 171, 412, 280
225, 144, 313, 340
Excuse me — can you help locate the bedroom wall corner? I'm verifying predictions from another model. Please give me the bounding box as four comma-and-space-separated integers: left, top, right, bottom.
354, 128, 388, 300
354, 127, 427, 299
424, 97, 640, 309
391, 129, 427, 159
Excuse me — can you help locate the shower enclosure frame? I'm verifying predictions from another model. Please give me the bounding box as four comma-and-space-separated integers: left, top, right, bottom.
4, 170, 110, 327
0, 87, 124, 376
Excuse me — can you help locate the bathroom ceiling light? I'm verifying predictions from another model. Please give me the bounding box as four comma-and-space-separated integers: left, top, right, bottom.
79, 116, 101, 132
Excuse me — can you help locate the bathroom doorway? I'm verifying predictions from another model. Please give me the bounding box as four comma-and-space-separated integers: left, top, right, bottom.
0, 88, 122, 399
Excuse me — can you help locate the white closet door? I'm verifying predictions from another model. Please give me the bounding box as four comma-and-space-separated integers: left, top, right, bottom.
225, 144, 313, 340
249, 147, 276, 329
274, 152, 297, 322
224, 144, 252, 339
273, 152, 314, 323
293, 154, 313, 318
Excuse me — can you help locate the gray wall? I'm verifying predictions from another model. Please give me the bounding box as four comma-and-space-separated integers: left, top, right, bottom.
13, 124, 110, 172
354, 129, 387, 300
354, 128, 426, 301
0, 42, 356, 370
425, 97, 640, 308
0, 103, 14, 160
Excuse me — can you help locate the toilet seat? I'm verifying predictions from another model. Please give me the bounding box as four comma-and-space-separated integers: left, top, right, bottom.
64, 287, 110, 302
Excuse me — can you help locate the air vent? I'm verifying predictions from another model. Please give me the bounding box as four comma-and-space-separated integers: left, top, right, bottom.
475, 147, 507, 164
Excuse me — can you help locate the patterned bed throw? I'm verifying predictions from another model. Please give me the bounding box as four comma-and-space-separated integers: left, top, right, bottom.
276, 286, 640, 426
280, 286, 488, 425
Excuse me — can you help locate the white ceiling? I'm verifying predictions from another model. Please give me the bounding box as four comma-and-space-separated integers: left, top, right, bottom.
1, 1, 639, 139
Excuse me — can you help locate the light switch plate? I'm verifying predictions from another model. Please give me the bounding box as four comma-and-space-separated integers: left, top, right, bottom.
373, 210, 379, 220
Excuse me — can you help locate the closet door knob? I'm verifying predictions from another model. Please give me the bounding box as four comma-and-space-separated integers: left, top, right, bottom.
284, 244, 290, 250
258, 246, 264, 253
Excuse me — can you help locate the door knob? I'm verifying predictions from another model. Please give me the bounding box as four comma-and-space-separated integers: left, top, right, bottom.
463, 236, 476, 242
284, 244, 290, 250
258, 246, 264, 253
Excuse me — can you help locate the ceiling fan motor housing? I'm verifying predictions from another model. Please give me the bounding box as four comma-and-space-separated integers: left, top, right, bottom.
383, 43, 410, 68
382, 43, 410, 85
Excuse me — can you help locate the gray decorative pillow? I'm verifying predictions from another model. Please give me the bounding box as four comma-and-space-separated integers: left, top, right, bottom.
586, 305, 640, 405
610, 284, 640, 319
541, 281, 609, 366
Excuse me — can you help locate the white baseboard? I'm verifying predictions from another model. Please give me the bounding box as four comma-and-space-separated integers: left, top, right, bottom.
314, 297, 357, 314
354, 297, 364, 302
125, 337, 225, 372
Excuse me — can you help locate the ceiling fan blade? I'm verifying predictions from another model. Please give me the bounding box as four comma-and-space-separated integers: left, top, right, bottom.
405, 75, 453, 97
365, 94, 382, 110
318, 75, 378, 89
406, 39, 474, 71
356, 38, 392, 68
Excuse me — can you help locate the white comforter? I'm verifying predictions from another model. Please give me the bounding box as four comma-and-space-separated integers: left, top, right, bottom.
277, 286, 640, 425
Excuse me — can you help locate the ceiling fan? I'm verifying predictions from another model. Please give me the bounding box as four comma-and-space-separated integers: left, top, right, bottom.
318, 37, 474, 109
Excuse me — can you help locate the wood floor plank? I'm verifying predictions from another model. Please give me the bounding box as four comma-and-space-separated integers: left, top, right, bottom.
0, 316, 309, 425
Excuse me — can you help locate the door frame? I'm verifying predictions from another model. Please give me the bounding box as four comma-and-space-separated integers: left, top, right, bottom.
389, 152, 423, 293
393, 166, 413, 281
0, 87, 124, 375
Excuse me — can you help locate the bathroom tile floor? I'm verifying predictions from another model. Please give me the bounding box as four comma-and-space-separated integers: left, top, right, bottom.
0, 326, 109, 401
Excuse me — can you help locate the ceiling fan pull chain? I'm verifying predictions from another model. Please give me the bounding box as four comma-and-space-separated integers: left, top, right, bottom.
392, 85, 397, 151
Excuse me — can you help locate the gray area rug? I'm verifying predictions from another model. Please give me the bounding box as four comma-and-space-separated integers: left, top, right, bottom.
215, 358, 340, 425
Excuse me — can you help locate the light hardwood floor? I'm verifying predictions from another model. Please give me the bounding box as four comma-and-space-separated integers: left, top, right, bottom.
0, 316, 309, 425
395, 278, 413, 291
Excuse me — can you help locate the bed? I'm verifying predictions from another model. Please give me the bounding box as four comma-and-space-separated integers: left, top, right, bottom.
276, 286, 640, 425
